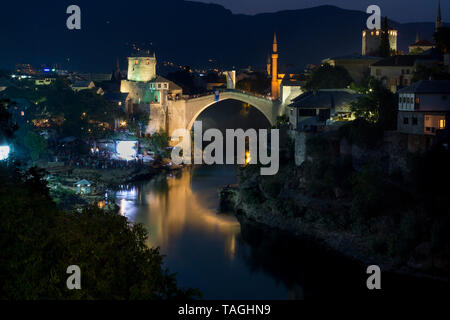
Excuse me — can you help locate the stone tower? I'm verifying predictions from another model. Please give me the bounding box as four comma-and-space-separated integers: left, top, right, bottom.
127, 52, 157, 82
362, 28, 398, 56
436, 0, 443, 31
271, 33, 280, 100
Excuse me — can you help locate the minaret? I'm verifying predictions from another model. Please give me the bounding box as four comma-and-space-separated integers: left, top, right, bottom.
271, 33, 280, 100
436, 0, 443, 31
266, 54, 271, 76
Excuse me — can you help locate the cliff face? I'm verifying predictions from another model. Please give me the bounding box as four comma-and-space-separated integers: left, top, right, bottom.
218, 133, 450, 280
219, 183, 386, 269
291, 129, 410, 174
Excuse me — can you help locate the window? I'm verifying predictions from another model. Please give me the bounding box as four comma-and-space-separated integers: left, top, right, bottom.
440, 119, 446, 129
134, 60, 139, 65
415, 97, 420, 104
146, 60, 150, 65
403, 117, 409, 125
412, 117, 418, 125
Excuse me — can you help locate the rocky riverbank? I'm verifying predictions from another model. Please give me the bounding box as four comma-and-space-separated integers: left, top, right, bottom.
219, 184, 450, 283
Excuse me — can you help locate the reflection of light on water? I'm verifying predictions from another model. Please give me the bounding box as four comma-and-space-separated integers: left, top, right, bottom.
115, 170, 240, 261
116, 186, 138, 218
227, 234, 236, 260
137, 170, 241, 259
245, 150, 251, 165
116, 187, 137, 199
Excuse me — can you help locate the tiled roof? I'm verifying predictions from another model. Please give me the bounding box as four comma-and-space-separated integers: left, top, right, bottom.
151, 76, 182, 91
289, 89, 362, 109
103, 92, 129, 102
371, 55, 437, 67
410, 40, 434, 47
72, 80, 93, 88
398, 80, 450, 94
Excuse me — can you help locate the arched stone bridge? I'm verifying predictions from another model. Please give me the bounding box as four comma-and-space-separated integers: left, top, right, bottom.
162, 90, 284, 135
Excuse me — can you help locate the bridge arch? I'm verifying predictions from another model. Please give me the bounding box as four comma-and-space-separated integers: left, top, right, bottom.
184, 91, 281, 131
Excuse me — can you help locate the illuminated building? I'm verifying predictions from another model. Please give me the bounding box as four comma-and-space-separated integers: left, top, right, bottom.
362, 28, 397, 56
397, 80, 450, 152
120, 52, 183, 133
266, 34, 302, 101
370, 55, 439, 93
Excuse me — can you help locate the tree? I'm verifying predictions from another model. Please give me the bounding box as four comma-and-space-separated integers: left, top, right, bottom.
350, 78, 397, 130
23, 131, 48, 162
413, 64, 450, 82
0, 165, 200, 299
144, 131, 170, 158
0, 99, 18, 143
378, 17, 392, 58
304, 65, 353, 91
236, 72, 270, 95
434, 27, 450, 54
166, 67, 203, 95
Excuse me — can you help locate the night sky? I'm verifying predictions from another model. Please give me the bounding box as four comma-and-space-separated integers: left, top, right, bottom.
198, 0, 448, 23
0, 0, 447, 72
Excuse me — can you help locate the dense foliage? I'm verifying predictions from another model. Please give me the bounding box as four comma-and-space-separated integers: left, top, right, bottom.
0, 165, 200, 299
304, 64, 353, 91
1, 79, 123, 139
236, 72, 270, 95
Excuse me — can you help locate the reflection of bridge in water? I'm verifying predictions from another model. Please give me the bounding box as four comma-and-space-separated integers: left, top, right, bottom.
148, 89, 285, 135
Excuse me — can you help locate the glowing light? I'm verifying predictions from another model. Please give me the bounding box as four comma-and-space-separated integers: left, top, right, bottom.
245, 150, 251, 165
116, 141, 137, 161
0, 146, 10, 160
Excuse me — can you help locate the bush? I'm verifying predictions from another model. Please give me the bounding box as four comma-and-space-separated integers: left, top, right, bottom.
0, 165, 199, 299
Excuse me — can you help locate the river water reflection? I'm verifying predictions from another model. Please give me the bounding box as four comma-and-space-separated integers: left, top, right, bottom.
115, 165, 449, 299
115, 165, 300, 299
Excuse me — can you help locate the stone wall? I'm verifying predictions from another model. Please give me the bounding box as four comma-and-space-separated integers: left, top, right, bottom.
289, 130, 312, 166
291, 129, 409, 174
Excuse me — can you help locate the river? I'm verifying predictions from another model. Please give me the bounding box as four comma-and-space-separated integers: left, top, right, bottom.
114, 165, 450, 300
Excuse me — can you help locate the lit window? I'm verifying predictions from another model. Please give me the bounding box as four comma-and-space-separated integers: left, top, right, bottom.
376, 30, 380, 36
135, 60, 139, 65
146, 60, 150, 65
415, 97, 420, 104
440, 119, 446, 129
